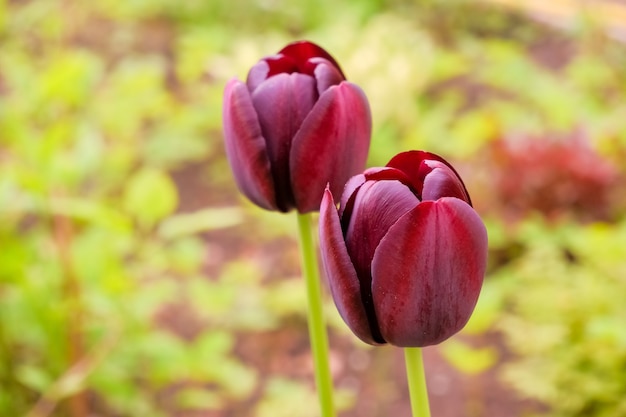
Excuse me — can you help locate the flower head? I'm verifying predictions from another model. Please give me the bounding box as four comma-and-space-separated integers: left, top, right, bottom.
319, 151, 488, 347
223, 40, 371, 213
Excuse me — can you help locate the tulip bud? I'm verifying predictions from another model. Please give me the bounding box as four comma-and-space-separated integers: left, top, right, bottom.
222, 40, 372, 213
319, 151, 488, 347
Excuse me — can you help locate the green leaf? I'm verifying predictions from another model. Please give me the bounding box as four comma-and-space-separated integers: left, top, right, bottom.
191, 332, 258, 398
165, 236, 205, 273
49, 197, 130, 230
158, 207, 243, 239
193, 331, 234, 359
462, 280, 503, 334
123, 168, 178, 228
263, 278, 307, 318
441, 339, 497, 375
255, 378, 320, 417
175, 387, 223, 410
212, 359, 257, 398
15, 365, 51, 392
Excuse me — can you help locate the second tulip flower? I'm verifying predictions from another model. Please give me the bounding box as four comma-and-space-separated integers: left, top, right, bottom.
223, 41, 372, 213
319, 151, 488, 347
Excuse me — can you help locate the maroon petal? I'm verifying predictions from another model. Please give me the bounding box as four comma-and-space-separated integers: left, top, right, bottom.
371, 197, 488, 347
290, 82, 372, 212
312, 59, 345, 95
222, 78, 277, 210
364, 167, 418, 195
263, 54, 301, 78
421, 160, 470, 203
343, 180, 418, 344
319, 188, 379, 345
387, 151, 472, 206
278, 40, 345, 78
246, 60, 270, 93
387, 150, 450, 180
345, 181, 418, 280
339, 173, 366, 220
251, 72, 317, 211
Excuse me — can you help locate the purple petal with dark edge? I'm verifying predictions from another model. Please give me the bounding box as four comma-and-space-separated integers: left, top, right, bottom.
387, 151, 472, 206
421, 160, 470, 202
251, 72, 317, 212
339, 173, 366, 220
290, 82, 372, 213
222, 78, 277, 210
371, 197, 488, 347
319, 188, 380, 345
364, 167, 418, 196
278, 40, 345, 78
263, 54, 301, 78
343, 180, 418, 344
344, 181, 418, 281
312, 59, 345, 95
246, 60, 270, 93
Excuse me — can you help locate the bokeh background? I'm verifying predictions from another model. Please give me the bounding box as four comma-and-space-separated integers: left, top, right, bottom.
1, 0, 626, 416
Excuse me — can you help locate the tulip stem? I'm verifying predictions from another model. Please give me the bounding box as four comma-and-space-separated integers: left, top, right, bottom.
404, 347, 431, 417
296, 212, 336, 417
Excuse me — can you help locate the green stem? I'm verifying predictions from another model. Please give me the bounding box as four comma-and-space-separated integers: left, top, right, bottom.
296, 212, 336, 417
404, 348, 431, 417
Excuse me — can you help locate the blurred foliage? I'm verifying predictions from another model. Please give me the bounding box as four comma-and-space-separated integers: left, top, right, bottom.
490, 219, 626, 416
1, 0, 626, 416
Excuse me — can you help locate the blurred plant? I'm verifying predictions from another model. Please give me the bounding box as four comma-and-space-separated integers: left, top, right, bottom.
0, 1, 261, 416
2, 0, 626, 416
494, 219, 626, 417
480, 132, 622, 222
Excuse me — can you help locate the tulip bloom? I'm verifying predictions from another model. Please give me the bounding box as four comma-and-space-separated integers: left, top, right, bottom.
223, 40, 371, 213
319, 151, 488, 347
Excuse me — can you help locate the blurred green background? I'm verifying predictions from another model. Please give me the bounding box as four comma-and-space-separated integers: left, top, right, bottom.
1, 0, 626, 416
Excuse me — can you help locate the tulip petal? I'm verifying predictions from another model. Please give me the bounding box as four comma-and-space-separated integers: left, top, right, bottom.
371, 198, 487, 347
252, 73, 317, 211
421, 160, 470, 203
247, 60, 270, 93
312, 59, 345, 95
319, 188, 380, 345
344, 180, 418, 344
290, 82, 372, 212
387, 151, 472, 205
222, 78, 277, 210
278, 40, 345, 78
364, 167, 418, 196
338, 173, 365, 221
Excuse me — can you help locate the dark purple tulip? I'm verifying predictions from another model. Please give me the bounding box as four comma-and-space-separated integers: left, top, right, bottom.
223, 40, 372, 213
319, 151, 488, 347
